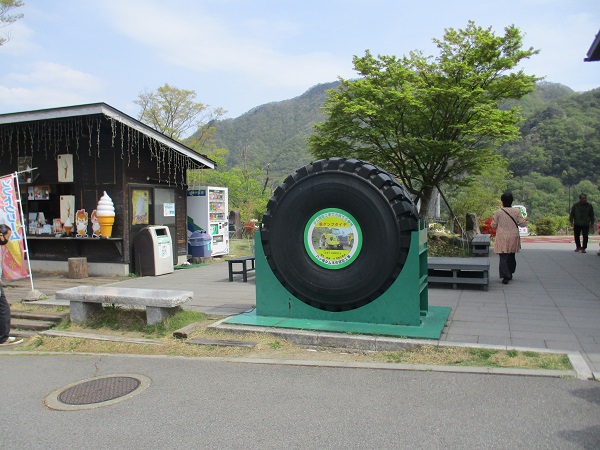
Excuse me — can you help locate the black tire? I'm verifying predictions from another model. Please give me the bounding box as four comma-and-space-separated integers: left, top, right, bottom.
261, 158, 418, 312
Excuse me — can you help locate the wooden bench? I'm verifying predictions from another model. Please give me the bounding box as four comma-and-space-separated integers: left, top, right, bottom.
471, 233, 491, 256
56, 286, 193, 325
428, 257, 490, 291
227, 255, 256, 282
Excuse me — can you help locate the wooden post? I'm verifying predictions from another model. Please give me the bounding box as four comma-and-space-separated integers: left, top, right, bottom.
68, 257, 88, 279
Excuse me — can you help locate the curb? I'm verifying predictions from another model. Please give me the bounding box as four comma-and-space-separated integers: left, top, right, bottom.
211, 320, 595, 380
0, 350, 579, 379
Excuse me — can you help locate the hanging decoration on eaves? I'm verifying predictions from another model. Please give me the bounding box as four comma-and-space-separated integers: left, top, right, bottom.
0, 115, 201, 186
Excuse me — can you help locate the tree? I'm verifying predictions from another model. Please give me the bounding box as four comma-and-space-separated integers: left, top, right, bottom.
445, 158, 509, 228
134, 83, 226, 142
506, 173, 585, 222
1, 0, 24, 46
188, 145, 271, 224
308, 21, 540, 219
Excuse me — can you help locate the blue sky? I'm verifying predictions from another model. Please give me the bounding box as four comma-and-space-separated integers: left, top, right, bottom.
1, 0, 599, 124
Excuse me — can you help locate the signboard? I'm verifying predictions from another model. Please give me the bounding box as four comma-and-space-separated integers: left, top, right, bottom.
304, 208, 362, 270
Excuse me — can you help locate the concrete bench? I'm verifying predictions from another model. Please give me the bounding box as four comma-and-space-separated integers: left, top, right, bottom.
471, 233, 491, 256
428, 257, 490, 291
56, 286, 193, 325
227, 255, 255, 282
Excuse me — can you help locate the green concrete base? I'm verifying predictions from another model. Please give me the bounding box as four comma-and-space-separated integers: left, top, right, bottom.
224, 305, 451, 339
223, 227, 451, 339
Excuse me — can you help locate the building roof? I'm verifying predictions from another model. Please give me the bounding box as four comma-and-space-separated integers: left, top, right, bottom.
585, 29, 600, 62
0, 103, 216, 169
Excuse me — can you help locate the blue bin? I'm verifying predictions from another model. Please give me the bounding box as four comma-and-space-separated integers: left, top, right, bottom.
188, 230, 212, 257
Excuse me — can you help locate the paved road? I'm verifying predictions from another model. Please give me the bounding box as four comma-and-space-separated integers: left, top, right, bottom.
2, 354, 600, 449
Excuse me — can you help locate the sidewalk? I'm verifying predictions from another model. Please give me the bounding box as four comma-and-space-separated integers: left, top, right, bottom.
8, 239, 600, 374
436, 239, 600, 374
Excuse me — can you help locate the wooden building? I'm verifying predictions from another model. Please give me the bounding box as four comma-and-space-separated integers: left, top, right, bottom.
0, 103, 215, 275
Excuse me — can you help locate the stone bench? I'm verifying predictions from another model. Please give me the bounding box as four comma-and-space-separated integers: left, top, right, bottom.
56, 286, 193, 325
227, 255, 255, 282
428, 257, 490, 291
471, 233, 491, 256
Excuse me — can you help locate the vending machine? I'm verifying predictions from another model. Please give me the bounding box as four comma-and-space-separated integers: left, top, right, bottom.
187, 186, 229, 256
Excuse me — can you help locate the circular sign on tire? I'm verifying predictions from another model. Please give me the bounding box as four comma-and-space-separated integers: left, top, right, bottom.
261, 158, 418, 312
304, 208, 362, 269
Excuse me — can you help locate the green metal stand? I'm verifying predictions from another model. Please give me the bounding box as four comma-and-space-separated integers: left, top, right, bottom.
224, 228, 450, 339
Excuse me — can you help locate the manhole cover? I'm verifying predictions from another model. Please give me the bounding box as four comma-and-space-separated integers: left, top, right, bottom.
59, 376, 140, 405
44, 374, 151, 411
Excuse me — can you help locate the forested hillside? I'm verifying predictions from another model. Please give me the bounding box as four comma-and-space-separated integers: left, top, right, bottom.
499, 83, 600, 186
212, 81, 338, 180
210, 80, 600, 223
499, 83, 600, 221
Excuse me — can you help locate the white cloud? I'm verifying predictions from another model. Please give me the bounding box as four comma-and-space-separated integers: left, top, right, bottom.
0, 20, 36, 55
0, 62, 105, 111
103, 0, 354, 89
7, 62, 102, 89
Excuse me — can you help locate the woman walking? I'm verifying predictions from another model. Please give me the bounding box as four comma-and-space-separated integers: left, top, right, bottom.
491, 192, 527, 285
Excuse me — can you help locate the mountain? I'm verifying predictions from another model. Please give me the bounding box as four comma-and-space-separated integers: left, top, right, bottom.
212, 81, 339, 181
211, 80, 600, 188
498, 83, 600, 186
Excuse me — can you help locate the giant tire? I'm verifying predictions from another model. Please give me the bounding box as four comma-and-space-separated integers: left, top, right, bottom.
261, 158, 419, 312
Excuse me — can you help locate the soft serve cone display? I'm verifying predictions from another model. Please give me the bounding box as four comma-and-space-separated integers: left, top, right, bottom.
64, 217, 73, 236
96, 191, 115, 238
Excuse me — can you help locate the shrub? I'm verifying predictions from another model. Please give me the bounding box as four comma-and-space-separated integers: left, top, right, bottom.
534, 216, 563, 235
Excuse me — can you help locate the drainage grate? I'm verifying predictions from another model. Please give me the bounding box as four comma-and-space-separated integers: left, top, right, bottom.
44, 374, 151, 411
58, 376, 141, 405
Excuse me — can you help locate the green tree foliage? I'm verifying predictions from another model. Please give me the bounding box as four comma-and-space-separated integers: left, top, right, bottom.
1, 0, 24, 46
445, 159, 509, 228
187, 147, 271, 223
209, 80, 597, 229
308, 22, 540, 218
134, 84, 271, 221
533, 216, 567, 236
507, 174, 570, 222
135, 83, 226, 142
499, 88, 600, 185
573, 180, 600, 202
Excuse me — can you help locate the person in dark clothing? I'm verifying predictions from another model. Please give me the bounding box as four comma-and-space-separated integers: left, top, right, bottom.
569, 193, 595, 253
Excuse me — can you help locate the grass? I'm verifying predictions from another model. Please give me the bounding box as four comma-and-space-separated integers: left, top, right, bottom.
11, 303, 67, 313
53, 307, 205, 339
11, 305, 573, 372
379, 346, 571, 370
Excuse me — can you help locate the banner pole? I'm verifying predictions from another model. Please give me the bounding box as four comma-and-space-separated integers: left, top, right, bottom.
11, 173, 36, 292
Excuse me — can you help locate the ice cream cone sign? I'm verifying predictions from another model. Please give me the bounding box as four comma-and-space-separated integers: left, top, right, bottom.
96, 191, 115, 238
64, 217, 73, 236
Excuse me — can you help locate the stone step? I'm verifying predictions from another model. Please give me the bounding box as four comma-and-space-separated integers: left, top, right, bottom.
10, 330, 38, 339
11, 318, 56, 331
41, 330, 162, 345
11, 311, 68, 322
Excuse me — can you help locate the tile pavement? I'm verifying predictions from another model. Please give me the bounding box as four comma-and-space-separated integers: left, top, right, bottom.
434, 238, 600, 372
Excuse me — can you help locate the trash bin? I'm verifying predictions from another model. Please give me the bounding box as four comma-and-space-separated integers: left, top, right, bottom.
188, 230, 212, 258
133, 226, 174, 276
